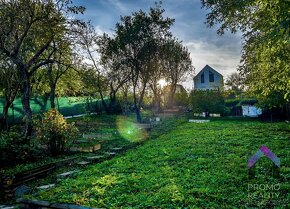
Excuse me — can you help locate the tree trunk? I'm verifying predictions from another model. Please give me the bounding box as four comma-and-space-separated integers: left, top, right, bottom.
150, 82, 161, 113
286, 103, 290, 121
154, 97, 161, 113
56, 95, 61, 112
1, 81, 20, 130
168, 84, 176, 108
152, 92, 161, 113
135, 106, 142, 123
99, 90, 109, 113
109, 91, 120, 114
21, 71, 33, 140
134, 84, 146, 123
48, 64, 56, 109
108, 97, 116, 114
133, 90, 142, 123
49, 84, 56, 109
0, 101, 10, 130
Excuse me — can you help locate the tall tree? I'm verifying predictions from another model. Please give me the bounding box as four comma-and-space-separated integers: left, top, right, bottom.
162, 38, 193, 108
105, 5, 174, 122
0, 0, 84, 139
98, 34, 131, 114
201, 0, 290, 108
73, 22, 110, 113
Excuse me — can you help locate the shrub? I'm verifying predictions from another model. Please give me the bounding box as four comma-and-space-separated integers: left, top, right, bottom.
0, 130, 38, 167
174, 91, 189, 106
34, 109, 79, 156
189, 90, 226, 115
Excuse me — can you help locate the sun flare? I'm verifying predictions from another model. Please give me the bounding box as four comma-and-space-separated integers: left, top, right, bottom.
158, 79, 166, 88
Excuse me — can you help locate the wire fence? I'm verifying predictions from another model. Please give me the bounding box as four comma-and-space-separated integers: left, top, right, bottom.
0, 96, 106, 124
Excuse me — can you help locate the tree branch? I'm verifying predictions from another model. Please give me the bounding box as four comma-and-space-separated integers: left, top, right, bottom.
27, 39, 53, 70
29, 59, 54, 76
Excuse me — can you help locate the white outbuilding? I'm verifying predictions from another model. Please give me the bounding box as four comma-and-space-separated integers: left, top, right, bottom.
242, 105, 262, 117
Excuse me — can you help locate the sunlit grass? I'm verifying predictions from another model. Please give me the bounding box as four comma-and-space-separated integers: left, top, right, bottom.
29, 118, 290, 208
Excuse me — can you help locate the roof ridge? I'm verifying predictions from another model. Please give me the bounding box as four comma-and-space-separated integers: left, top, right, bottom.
194, 65, 223, 78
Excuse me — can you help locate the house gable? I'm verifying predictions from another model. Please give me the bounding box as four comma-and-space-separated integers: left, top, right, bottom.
193, 65, 223, 90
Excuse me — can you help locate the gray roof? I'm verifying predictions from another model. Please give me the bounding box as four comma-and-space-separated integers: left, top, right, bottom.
194, 65, 223, 80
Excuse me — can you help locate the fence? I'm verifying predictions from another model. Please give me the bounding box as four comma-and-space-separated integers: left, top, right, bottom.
0, 96, 107, 125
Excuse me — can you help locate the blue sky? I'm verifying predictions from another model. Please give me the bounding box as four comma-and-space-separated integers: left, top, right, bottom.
72, 0, 242, 88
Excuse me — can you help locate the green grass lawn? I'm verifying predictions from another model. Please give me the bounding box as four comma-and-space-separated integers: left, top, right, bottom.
29, 118, 290, 208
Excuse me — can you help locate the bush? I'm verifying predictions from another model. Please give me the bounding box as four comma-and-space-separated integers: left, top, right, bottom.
0, 130, 38, 167
189, 90, 226, 115
34, 109, 79, 156
174, 91, 189, 106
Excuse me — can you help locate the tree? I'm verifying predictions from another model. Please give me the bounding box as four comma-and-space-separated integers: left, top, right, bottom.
73, 22, 111, 113
0, 56, 20, 129
47, 41, 78, 108
225, 72, 244, 98
173, 86, 189, 107
162, 38, 193, 108
189, 90, 225, 115
201, 0, 290, 108
0, 0, 84, 139
102, 5, 174, 122
98, 34, 131, 114
148, 59, 164, 113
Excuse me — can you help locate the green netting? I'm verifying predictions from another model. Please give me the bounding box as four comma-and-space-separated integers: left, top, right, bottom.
0, 96, 106, 124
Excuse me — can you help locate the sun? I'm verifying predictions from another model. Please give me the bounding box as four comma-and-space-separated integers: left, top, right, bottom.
158, 79, 166, 88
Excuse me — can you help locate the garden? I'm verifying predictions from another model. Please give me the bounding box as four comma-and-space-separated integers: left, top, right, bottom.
0, 0, 289, 208
23, 117, 290, 208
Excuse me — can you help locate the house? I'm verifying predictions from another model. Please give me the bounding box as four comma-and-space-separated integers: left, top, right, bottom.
194, 65, 223, 90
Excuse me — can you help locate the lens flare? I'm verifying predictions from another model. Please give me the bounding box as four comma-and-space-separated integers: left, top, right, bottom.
116, 116, 148, 142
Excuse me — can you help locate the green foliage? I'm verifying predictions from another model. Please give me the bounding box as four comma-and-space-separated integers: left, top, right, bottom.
189, 90, 226, 114
0, 0, 85, 138
97, 3, 192, 120
163, 84, 189, 107
0, 129, 38, 166
225, 98, 258, 107
225, 98, 241, 107
224, 72, 245, 99
30, 119, 290, 208
202, 0, 290, 108
173, 91, 188, 107
34, 109, 79, 156
162, 39, 193, 107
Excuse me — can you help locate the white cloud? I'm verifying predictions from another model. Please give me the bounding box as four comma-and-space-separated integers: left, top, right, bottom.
185, 40, 241, 76
107, 0, 127, 13
95, 25, 113, 36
